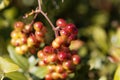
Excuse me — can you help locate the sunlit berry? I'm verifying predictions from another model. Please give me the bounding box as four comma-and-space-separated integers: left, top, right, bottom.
51, 72, 60, 80
72, 54, 80, 65
14, 21, 24, 31
45, 74, 53, 80
47, 65, 55, 73
20, 44, 28, 53
62, 60, 74, 70
37, 50, 45, 59
52, 41, 60, 49
57, 51, 67, 61
15, 47, 24, 54
34, 22, 43, 31
56, 65, 64, 73
56, 18, 67, 28
43, 46, 54, 54
11, 30, 19, 39
27, 35, 37, 47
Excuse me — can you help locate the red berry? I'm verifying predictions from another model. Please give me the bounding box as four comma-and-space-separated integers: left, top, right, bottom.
56, 18, 67, 28
45, 74, 53, 80
37, 50, 46, 59
47, 65, 55, 73
23, 24, 32, 33
61, 72, 68, 79
62, 60, 74, 70
21, 36, 27, 44
72, 54, 81, 65
34, 22, 43, 31
14, 21, 24, 30
56, 65, 64, 73
43, 46, 54, 54
35, 31, 44, 37
57, 51, 68, 61
60, 29, 70, 36
65, 23, 77, 34
49, 54, 58, 62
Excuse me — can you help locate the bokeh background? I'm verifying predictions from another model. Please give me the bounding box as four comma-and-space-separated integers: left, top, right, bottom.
1, 0, 120, 80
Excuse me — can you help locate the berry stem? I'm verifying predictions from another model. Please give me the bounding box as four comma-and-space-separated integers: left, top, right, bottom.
37, 0, 58, 37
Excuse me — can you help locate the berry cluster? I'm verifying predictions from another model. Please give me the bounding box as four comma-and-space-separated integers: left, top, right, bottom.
37, 18, 80, 80
11, 21, 46, 54
52, 18, 78, 49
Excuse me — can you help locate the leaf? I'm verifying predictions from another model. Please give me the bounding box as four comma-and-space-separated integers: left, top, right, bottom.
0, 0, 10, 10
92, 26, 108, 52
7, 45, 29, 71
0, 57, 19, 73
30, 66, 48, 79
6, 71, 28, 80
114, 65, 120, 80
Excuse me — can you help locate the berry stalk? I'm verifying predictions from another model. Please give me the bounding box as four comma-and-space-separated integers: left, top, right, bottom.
37, 0, 58, 37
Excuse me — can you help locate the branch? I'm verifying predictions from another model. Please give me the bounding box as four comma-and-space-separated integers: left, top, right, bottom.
37, 0, 58, 37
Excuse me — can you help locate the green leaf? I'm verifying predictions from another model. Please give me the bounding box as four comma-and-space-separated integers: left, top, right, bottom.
6, 71, 28, 80
114, 65, 120, 80
7, 45, 29, 71
0, 57, 19, 73
30, 66, 48, 79
92, 26, 108, 52
0, 0, 10, 10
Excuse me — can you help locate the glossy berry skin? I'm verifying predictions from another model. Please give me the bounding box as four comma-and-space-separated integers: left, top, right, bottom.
62, 60, 74, 70
57, 51, 68, 61
27, 35, 37, 47
61, 72, 68, 79
14, 21, 24, 31
56, 65, 64, 73
43, 46, 54, 54
34, 22, 43, 31
52, 40, 60, 49
51, 72, 60, 80
45, 74, 53, 80
56, 18, 67, 28
37, 50, 45, 59
47, 65, 55, 73
72, 54, 80, 65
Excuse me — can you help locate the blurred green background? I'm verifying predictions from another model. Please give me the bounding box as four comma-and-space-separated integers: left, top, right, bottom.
1, 0, 120, 80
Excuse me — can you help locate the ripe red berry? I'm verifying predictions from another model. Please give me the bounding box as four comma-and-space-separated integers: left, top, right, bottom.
43, 46, 54, 54
57, 51, 67, 61
34, 22, 43, 31
47, 65, 55, 73
48, 54, 58, 62
56, 65, 64, 73
62, 60, 74, 70
65, 23, 77, 34
45, 74, 53, 80
14, 21, 24, 31
61, 72, 68, 79
56, 18, 67, 28
72, 54, 80, 65
60, 29, 70, 37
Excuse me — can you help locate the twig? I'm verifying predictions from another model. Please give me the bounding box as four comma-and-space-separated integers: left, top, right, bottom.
37, 0, 58, 37
29, 12, 38, 27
